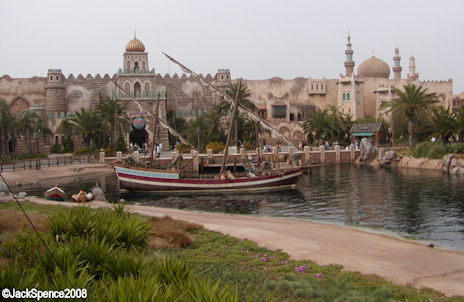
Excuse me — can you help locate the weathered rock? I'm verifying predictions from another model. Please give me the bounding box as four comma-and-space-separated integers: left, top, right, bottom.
0, 181, 8, 193
442, 154, 455, 174
449, 158, 464, 175
378, 150, 397, 167
90, 185, 107, 201
360, 138, 377, 163
16, 192, 27, 199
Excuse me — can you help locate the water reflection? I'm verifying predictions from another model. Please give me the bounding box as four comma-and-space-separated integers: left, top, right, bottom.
16, 164, 464, 251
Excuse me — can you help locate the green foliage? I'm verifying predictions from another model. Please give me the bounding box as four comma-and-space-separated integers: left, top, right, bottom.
116, 134, 127, 152
303, 106, 352, 145
412, 141, 464, 159
205, 141, 225, 153
50, 141, 62, 153
61, 135, 74, 153
96, 98, 130, 151
75, 146, 90, 155
98, 275, 167, 302
0, 261, 38, 290
175, 143, 191, 153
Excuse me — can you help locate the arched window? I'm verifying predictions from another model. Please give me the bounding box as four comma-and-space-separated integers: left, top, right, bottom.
56, 76, 59, 80
127, 61, 131, 71
347, 93, 351, 100
144, 82, 150, 95
289, 113, 295, 121
124, 82, 130, 93
49, 76, 53, 81
297, 113, 302, 121
134, 82, 141, 97
343, 93, 346, 100
134, 61, 139, 73
221, 75, 224, 79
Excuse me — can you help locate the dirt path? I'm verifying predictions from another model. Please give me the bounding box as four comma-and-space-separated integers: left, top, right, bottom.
19, 197, 464, 297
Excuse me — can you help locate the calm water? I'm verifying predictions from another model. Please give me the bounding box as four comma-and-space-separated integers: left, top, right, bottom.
18, 164, 464, 251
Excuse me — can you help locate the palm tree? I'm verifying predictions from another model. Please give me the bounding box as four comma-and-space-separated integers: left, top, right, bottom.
17, 111, 51, 154
303, 108, 334, 145
219, 83, 255, 146
59, 108, 101, 149
0, 99, 15, 155
381, 84, 438, 147
96, 98, 130, 151
182, 108, 225, 151
454, 108, 464, 142
429, 106, 456, 143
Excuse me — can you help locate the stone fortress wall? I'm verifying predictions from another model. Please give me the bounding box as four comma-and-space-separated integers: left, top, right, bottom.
0, 34, 462, 153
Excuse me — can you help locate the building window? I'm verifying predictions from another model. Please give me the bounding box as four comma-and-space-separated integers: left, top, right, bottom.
144, 83, 150, 95
343, 93, 346, 100
56, 76, 59, 80
289, 113, 295, 121
347, 93, 351, 100
134, 61, 139, 73
258, 109, 267, 119
297, 113, 302, 121
272, 105, 286, 118
50, 76, 53, 81
134, 82, 141, 97
124, 83, 130, 93
321, 84, 324, 89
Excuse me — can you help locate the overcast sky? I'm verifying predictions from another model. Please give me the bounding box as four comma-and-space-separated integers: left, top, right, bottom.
1, 0, 463, 93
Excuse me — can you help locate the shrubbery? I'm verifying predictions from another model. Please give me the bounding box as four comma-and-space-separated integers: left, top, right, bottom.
0, 205, 240, 301
116, 135, 127, 152
412, 141, 464, 159
205, 141, 225, 153
175, 143, 191, 153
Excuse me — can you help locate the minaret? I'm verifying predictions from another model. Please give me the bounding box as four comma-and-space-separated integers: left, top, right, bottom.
344, 33, 355, 76
392, 47, 402, 79
407, 54, 418, 81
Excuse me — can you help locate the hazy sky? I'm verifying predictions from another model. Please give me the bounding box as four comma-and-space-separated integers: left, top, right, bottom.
1, 0, 463, 93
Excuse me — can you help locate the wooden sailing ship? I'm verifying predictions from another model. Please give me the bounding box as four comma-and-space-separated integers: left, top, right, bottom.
112, 54, 302, 193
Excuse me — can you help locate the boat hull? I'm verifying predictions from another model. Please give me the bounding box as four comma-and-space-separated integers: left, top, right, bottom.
44, 187, 65, 201
114, 165, 302, 193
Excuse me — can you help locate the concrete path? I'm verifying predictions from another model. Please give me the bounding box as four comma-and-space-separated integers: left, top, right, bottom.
22, 198, 464, 297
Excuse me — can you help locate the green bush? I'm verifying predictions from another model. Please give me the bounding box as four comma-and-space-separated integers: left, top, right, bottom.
61, 135, 74, 153
175, 143, 191, 153
116, 135, 127, 152
205, 141, 225, 153
50, 142, 62, 153
412, 141, 464, 159
75, 147, 90, 155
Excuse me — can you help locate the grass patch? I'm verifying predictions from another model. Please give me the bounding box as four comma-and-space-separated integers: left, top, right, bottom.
412, 141, 464, 159
0, 200, 463, 301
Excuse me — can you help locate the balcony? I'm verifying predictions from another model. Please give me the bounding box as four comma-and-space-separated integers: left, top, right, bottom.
117, 68, 156, 75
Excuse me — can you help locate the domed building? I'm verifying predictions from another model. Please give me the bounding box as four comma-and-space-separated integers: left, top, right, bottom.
357, 55, 390, 79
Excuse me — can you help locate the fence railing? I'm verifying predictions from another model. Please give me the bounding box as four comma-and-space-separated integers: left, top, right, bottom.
0, 155, 99, 172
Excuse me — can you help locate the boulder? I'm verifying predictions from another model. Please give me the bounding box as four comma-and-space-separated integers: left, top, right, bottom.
359, 138, 378, 163
378, 150, 397, 167
90, 185, 107, 201
442, 154, 454, 174
0, 181, 8, 193
449, 158, 464, 175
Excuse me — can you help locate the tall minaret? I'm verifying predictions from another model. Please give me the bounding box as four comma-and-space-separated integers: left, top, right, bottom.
344, 33, 355, 76
392, 47, 402, 79
407, 54, 418, 81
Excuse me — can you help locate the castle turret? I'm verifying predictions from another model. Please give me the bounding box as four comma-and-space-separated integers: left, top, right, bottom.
215, 69, 231, 89
344, 33, 355, 76
392, 47, 402, 79
45, 69, 66, 114
408, 55, 419, 81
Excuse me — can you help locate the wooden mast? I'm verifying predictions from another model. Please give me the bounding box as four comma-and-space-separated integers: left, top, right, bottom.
219, 79, 241, 178
149, 93, 160, 168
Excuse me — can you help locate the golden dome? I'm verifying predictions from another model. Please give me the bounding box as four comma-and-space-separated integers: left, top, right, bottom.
125, 37, 145, 52
357, 56, 390, 78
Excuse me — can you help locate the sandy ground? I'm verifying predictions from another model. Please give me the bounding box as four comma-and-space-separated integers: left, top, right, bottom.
12, 197, 464, 297
1, 163, 114, 187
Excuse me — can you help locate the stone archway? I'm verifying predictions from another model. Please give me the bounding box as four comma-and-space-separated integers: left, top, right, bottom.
10, 97, 29, 114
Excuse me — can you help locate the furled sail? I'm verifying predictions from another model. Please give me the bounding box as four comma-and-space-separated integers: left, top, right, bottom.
112, 80, 195, 149
162, 52, 298, 149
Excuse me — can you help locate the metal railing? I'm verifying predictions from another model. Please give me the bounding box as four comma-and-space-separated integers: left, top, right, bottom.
0, 155, 99, 172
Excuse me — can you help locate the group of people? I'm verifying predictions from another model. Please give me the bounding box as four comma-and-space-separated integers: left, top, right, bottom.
129, 142, 163, 157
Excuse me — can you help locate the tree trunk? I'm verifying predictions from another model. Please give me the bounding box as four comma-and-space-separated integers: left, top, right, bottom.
408, 118, 415, 147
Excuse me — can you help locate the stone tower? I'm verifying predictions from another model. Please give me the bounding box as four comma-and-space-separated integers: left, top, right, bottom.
344, 33, 355, 76
215, 69, 231, 90
45, 69, 66, 113
392, 47, 402, 79
408, 55, 419, 81
115, 35, 169, 147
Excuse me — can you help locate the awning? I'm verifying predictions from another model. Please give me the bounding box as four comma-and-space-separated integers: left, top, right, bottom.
353, 132, 374, 136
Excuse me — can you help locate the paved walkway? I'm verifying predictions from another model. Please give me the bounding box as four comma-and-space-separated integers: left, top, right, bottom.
22, 198, 464, 297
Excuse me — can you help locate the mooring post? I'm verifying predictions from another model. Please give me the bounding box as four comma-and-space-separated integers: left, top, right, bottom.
116, 151, 122, 162
304, 146, 310, 165
350, 145, 355, 162
319, 145, 325, 165
335, 145, 340, 164
99, 151, 105, 163
192, 150, 199, 173
207, 148, 213, 159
